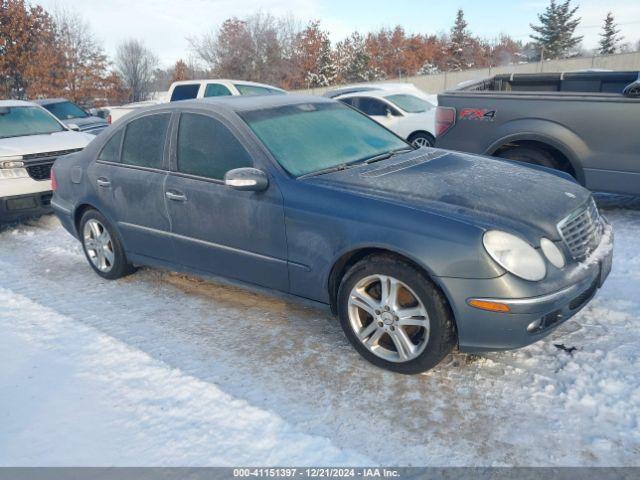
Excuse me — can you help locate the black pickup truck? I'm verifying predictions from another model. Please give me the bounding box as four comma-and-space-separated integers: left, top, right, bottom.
435, 71, 640, 195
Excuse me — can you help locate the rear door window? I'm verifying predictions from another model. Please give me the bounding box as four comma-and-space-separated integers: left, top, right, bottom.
170, 84, 200, 101
203, 83, 232, 97
176, 113, 252, 180
121, 113, 171, 169
356, 97, 390, 116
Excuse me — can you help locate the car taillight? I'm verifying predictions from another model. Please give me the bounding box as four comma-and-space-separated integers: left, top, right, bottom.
51, 168, 58, 191
436, 106, 456, 137
107, 114, 112, 124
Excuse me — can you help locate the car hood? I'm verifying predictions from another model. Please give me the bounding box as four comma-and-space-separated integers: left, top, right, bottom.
0, 130, 93, 157
63, 116, 108, 130
305, 149, 591, 240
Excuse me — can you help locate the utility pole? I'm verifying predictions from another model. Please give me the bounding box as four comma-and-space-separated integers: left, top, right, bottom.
539, 46, 545, 72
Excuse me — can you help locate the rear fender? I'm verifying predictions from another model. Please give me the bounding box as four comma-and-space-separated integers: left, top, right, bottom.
484, 119, 588, 184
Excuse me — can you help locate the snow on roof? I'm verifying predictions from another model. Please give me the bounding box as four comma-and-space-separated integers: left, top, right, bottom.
0, 99, 38, 108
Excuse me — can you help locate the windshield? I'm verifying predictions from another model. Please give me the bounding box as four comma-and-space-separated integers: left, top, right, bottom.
234, 84, 284, 96
385, 94, 434, 113
0, 106, 65, 139
43, 101, 88, 119
241, 102, 408, 177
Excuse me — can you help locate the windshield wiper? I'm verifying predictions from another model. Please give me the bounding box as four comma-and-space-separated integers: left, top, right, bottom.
298, 147, 413, 179
363, 147, 413, 164
297, 163, 351, 179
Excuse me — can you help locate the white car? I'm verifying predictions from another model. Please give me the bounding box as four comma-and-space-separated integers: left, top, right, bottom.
103, 99, 164, 125
333, 88, 437, 147
168, 79, 286, 102
0, 100, 93, 223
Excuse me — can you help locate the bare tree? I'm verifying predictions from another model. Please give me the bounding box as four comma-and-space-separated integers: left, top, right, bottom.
189, 12, 300, 86
53, 7, 109, 104
115, 39, 158, 102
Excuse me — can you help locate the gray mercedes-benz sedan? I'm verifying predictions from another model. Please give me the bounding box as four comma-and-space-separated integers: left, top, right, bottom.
51, 95, 614, 374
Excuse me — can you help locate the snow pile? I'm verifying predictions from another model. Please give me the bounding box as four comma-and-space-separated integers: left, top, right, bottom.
0, 198, 639, 466
0, 288, 370, 466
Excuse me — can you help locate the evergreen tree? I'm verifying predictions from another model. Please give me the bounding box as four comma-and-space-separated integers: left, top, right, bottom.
599, 12, 622, 55
336, 32, 381, 83
447, 9, 471, 70
530, 0, 583, 59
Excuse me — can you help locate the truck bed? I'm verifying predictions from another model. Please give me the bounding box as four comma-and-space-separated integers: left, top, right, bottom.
435, 71, 640, 196
453, 71, 639, 96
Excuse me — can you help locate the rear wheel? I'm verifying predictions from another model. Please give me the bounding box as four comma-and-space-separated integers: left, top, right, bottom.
79, 209, 135, 280
408, 132, 435, 148
496, 146, 559, 169
337, 255, 456, 374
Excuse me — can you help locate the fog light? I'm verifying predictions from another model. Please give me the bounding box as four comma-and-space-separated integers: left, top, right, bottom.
0, 168, 28, 179
527, 318, 543, 332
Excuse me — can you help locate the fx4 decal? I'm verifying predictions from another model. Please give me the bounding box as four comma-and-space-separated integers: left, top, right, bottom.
459, 108, 496, 121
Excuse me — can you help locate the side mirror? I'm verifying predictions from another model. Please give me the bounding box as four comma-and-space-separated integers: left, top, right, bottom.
68, 123, 80, 131
224, 167, 269, 192
385, 108, 393, 119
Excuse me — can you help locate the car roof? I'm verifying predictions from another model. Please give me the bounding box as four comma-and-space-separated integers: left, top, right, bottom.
0, 99, 40, 108
324, 82, 426, 97
336, 89, 421, 100
32, 98, 70, 106
133, 94, 334, 117
171, 79, 286, 91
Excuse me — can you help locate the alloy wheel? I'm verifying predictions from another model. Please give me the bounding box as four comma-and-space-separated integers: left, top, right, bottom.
411, 136, 432, 148
347, 274, 430, 363
83, 219, 115, 273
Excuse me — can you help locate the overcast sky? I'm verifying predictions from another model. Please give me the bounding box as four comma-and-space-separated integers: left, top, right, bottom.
38, 0, 640, 67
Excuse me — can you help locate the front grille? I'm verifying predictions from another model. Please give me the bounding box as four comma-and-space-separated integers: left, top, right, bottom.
557, 198, 602, 260
26, 162, 53, 181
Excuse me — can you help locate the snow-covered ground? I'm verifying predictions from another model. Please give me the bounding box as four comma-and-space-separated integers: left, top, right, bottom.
1, 196, 639, 466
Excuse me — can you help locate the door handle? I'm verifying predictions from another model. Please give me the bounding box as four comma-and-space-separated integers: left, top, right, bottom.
97, 177, 111, 188
165, 191, 187, 202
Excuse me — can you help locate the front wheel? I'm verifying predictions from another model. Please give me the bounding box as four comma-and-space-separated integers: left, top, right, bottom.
408, 132, 435, 148
79, 209, 136, 280
337, 255, 456, 374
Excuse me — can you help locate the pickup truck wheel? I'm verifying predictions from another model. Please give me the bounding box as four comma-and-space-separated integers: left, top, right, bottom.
497, 146, 558, 169
408, 132, 435, 148
337, 255, 455, 374
80, 210, 135, 280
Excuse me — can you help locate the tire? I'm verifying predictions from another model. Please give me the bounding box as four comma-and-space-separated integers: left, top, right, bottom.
337, 254, 456, 374
408, 132, 435, 148
79, 209, 136, 280
496, 146, 559, 169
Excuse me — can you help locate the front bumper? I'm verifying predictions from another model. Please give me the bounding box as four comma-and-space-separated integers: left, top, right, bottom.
440, 224, 614, 353
0, 191, 53, 223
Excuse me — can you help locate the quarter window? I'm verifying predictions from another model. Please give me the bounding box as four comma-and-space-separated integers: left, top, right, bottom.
97, 129, 124, 162
177, 113, 253, 180
203, 83, 232, 97
121, 113, 170, 169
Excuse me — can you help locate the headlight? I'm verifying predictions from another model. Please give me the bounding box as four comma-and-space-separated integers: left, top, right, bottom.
1, 156, 24, 169
540, 238, 566, 269
483, 230, 546, 281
